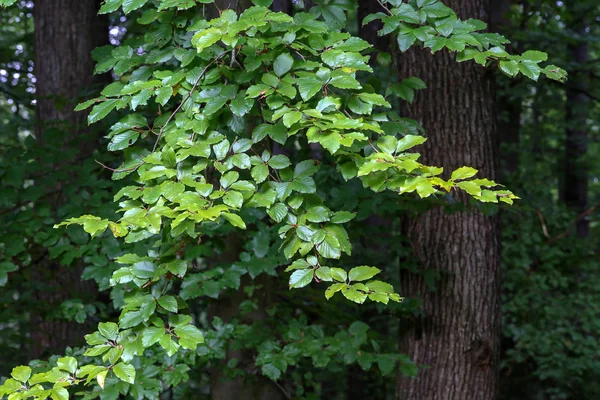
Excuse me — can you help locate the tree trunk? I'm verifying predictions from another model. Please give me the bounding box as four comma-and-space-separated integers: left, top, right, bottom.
395, 1, 501, 399
561, 21, 589, 238
29, 0, 109, 359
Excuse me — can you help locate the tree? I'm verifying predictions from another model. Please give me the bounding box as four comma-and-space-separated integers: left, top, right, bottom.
0, 1, 565, 399
29, 0, 110, 359
562, 1, 591, 238
395, 1, 500, 398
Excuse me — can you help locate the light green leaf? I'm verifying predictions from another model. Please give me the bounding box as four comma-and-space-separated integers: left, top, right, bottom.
174, 324, 204, 350
142, 326, 165, 347
396, 135, 426, 152
342, 286, 368, 304
51, 387, 69, 400
11, 366, 31, 383
330, 267, 347, 282
283, 111, 302, 128
192, 28, 222, 52
289, 269, 314, 288
223, 212, 247, 229
325, 282, 345, 299
348, 266, 381, 282
451, 166, 478, 181
522, 50, 548, 62
223, 191, 244, 208
113, 363, 136, 384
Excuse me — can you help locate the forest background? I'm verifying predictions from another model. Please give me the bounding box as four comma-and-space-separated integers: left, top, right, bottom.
0, 0, 598, 399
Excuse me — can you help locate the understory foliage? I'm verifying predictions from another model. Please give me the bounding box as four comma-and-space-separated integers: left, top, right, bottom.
0, 0, 566, 399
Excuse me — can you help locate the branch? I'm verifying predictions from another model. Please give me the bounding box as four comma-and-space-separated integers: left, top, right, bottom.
97, 51, 228, 174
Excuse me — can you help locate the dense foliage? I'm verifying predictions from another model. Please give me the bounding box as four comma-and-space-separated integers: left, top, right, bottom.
1, 0, 596, 399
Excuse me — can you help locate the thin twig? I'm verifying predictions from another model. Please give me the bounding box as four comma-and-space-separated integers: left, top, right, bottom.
376, 0, 392, 15
272, 380, 292, 400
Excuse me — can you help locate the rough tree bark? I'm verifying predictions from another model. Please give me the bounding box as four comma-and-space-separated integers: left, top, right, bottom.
29, 0, 109, 359
561, 12, 590, 238
395, 1, 501, 399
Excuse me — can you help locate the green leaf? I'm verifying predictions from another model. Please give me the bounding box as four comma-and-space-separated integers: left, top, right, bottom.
273, 53, 294, 77
289, 269, 314, 288
518, 60, 541, 81
499, 60, 519, 77
283, 111, 302, 128
75, 98, 97, 111
377, 355, 396, 376
397, 34, 416, 52
342, 286, 368, 303
329, 267, 347, 282
11, 366, 31, 383
451, 166, 478, 181
298, 77, 322, 101
396, 135, 426, 152
262, 364, 281, 381
325, 282, 345, 299
522, 50, 548, 62
158, 296, 178, 312
142, 326, 165, 347
268, 155, 291, 169
192, 28, 222, 52
99, 0, 123, 14
98, 322, 119, 341
88, 99, 119, 124
330, 211, 356, 224
348, 266, 381, 282
268, 203, 288, 222
57, 357, 78, 374
223, 191, 244, 208
113, 363, 136, 384
306, 206, 330, 223
51, 387, 69, 400
155, 86, 173, 105
174, 324, 204, 350
220, 171, 239, 189
223, 212, 247, 229
318, 234, 341, 259
251, 163, 269, 183
122, 0, 147, 14
108, 130, 139, 151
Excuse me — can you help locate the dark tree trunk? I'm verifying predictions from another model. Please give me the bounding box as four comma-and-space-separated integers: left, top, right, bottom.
29, 0, 109, 359
561, 22, 589, 238
395, 1, 501, 399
